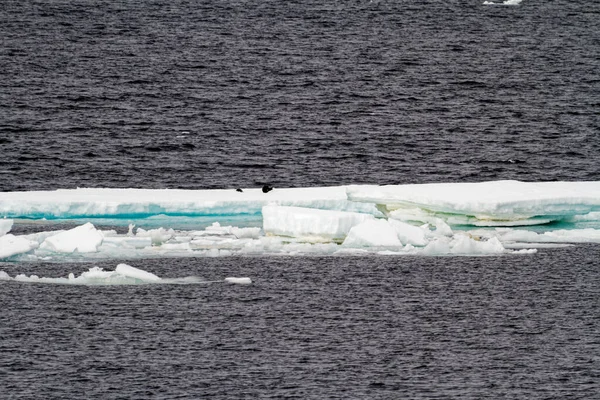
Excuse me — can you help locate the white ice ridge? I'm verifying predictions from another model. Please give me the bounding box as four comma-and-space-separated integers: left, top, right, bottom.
0, 263, 252, 286
0, 186, 377, 220
347, 181, 600, 226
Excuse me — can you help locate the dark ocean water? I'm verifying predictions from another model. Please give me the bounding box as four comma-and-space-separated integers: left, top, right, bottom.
2, 1, 600, 399
1, 250, 599, 399
1, 0, 599, 190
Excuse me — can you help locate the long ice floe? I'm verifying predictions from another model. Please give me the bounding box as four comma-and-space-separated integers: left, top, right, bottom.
0, 263, 252, 286
1, 181, 600, 260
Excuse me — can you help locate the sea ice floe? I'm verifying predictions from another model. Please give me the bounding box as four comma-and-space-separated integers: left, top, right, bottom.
0, 186, 378, 220
2, 181, 600, 260
0, 263, 252, 286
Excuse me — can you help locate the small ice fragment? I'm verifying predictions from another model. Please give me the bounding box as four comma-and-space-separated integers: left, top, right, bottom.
225, 277, 252, 285
342, 219, 401, 248
39, 222, 103, 253
115, 263, 161, 281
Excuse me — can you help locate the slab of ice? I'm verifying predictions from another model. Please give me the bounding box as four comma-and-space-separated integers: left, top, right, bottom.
348, 181, 600, 226
0, 219, 13, 236
39, 222, 103, 253
342, 219, 402, 248
421, 235, 505, 255
387, 219, 428, 246
450, 235, 505, 255
262, 205, 374, 242
115, 263, 160, 281
135, 227, 174, 245
0, 234, 39, 259
0, 263, 251, 286
225, 277, 252, 285
0, 186, 378, 220
483, 0, 521, 4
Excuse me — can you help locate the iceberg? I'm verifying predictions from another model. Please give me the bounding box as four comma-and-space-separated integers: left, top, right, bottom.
1, 181, 600, 260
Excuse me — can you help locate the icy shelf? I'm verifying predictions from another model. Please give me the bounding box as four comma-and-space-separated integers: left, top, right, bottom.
0, 186, 378, 220
2, 181, 600, 260
347, 180, 600, 226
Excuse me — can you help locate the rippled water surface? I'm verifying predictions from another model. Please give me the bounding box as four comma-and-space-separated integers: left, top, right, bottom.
2, 249, 599, 399
2, 0, 599, 190
1, 0, 600, 398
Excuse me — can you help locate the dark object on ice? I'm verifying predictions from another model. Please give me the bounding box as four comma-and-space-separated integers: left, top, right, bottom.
262, 185, 273, 193
236, 188, 243, 192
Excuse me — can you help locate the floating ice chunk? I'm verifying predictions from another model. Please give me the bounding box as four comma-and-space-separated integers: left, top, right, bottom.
387, 219, 429, 246
483, 0, 521, 4
39, 222, 103, 253
422, 238, 452, 255
101, 236, 152, 249
0, 234, 39, 259
115, 263, 161, 281
450, 235, 505, 255
262, 205, 374, 242
510, 248, 538, 254
342, 219, 402, 248
433, 218, 453, 237
0, 219, 13, 236
1, 264, 204, 285
225, 277, 252, 285
195, 222, 261, 239
136, 227, 174, 245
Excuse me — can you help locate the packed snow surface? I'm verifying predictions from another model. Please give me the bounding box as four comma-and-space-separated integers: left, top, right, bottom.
1, 181, 600, 260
